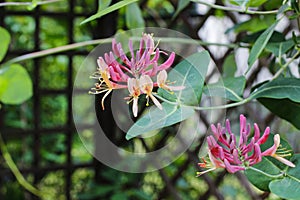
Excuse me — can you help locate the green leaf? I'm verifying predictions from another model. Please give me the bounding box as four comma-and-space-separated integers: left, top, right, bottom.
173, 0, 190, 19
247, 20, 279, 70
126, 103, 195, 140
203, 76, 246, 101
98, 0, 112, 11
229, 0, 248, 6
247, 0, 268, 7
27, 0, 38, 10
80, 0, 138, 25
222, 54, 237, 77
264, 0, 282, 10
245, 135, 293, 191
245, 157, 281, 191
269, 154, 300, 199
250, 78, 300, 103
111, 193, 129, 200
125, 2, 145, 29
78, 184, 115, 199
0, 64, 33, 104
158, 51, 210, 106
241, 31, 285, 44
0, 27, 11, 62
226, 15, 275, 34
265, 39, 296, 57
230, 0, 275, 7
258, 98, 300, 129
249, 78, 300, 129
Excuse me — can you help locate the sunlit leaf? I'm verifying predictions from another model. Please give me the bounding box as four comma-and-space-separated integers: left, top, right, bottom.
81, 0, 138, 25
0, 64, 32, 104
0, 27, 11, 62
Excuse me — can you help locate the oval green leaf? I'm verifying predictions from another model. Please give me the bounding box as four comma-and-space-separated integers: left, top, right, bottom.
0, 27, 11, 62
0, 64, 33, 104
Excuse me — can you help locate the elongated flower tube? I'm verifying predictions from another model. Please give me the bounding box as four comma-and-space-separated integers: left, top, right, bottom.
157, 70, 185, 91
139, 75, 162, 110
197, 114, 295, 176
127, 78, 140, 117
262, 134, 295, 168
90, 33, 183, 117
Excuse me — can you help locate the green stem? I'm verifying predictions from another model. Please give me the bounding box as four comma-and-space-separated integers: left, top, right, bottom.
248, 166, 284, 179
0, 132, 43, 197
0, 0, 61, 7
191, 0, 279, 15
4, 38, 112, 66
153, 94, 250, 111
272, 50, 300, 80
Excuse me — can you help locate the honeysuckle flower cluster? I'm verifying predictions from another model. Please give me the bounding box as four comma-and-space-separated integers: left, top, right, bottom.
89, 33, 183, 117
197, 114, 295, 176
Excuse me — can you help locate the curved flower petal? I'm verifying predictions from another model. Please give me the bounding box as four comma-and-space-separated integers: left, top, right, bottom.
256, 127, 270, 145
224, 159, 245, 173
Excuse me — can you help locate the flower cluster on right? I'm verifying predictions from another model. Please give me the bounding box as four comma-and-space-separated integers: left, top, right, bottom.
197, 114, 295, 176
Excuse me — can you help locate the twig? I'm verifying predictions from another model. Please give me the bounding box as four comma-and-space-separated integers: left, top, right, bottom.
272, 50, 300, 80
0, 132, 43, 197
191, 0, 279, 15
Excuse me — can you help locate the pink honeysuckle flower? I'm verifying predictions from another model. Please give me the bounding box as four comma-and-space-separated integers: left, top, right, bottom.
139, 75, 162, 110
127, 78, 140, 117
157, 70, 185, 91
262, 134, 296, 168
111, 33, 175, 78
89, 33, 184, 117
197, 114, 295, 176
89, 57, 127, 109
